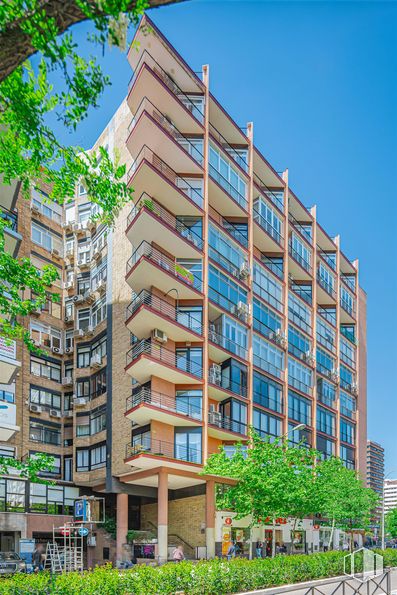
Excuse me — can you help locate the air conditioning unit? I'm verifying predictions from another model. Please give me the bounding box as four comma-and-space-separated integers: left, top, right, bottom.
96, 279, 106, 293
209, 363, 221, 385
66, 248, 74, 259
236, 301, 250, 322
73, 294, 85, 304
74, 396, 88, 406
78, 258, 90, 269
87, 535, 96, 547
62, 376, 73, 386
51, 248, 60, 257
51, 346, 63, 355
274, 328, 288, 350
239, 261, 250, 280
33, 339, 42, 348
208, 410, 222, 427
62, 221, 73, 232
351, 382, 358, 395
303, 350, 316, 367
331, 368, 340, 384
65, 346, 74, 354
85, 325, 94, 336
92, 248, 101, 260
29, 404, 42, 413
64, 315, 74, 324
209, 323, 219, 344
31, 204, 41, 215
50, 409, 61, 418
152, 328, 167, 344
90, 354, 102, 368
74, 329, 84, 338
87, 219, 97, 232
64, 410, 73, 417
74, 222, 87, 233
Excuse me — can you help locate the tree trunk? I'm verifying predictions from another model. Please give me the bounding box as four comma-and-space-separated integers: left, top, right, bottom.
272, 519, 276, 558
328, 518, 335, 549
0, 0, 186, 83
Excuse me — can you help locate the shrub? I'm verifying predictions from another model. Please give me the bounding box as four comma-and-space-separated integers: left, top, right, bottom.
0, 550, 396, 595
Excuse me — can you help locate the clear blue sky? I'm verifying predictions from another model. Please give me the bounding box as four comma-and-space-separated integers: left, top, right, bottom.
53, 1, 397, 471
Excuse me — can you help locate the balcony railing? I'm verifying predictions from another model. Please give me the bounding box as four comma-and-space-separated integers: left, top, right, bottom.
125, 437, 202, 464
128, 96, 204, 166
208, 368, 247, 398
128, 49, 204, 122
127, 193, 203, 250
317, 274, 336, 299
288, 376, 312, 395
288, 243, 312, 274
208, 243, 246, 279
317, 306, 336, 326
253, 393, 283, 414
340, 297, 355, 317
127, 145, 204, 209
208, 163, 248, 211
126, 386, 202, 420
317, 246, 337, 271
126, 241, 203, 293
208, 325, 248, 360
209, 122, 248, 172
208, 285, 249, 323
288, 213, 312, 244
126, 339, 203, 378
254, 353, 283, 380
340, 405, 356, 420
261, 255, 284, 279
208, 412, 247, 435
221, 217, 249, 248
253, 204, 283, 246
126, 289, 203, 335
317, 392, 336, 409
340, 327, 356, 345
253, 173, 284, 211
340, 274, 356, 292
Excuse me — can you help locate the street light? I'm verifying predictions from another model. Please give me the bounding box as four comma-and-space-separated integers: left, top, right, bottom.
281, 423, 306, 441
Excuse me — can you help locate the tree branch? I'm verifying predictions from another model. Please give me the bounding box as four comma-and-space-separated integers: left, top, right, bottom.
0, 0, 186, 83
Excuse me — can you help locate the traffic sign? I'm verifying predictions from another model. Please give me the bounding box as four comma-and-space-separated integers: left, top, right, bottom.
78, 527, 89, 537
60, 528, 70, 537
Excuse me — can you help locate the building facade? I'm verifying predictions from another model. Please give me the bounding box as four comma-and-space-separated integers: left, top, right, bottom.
384, 480, 397, 514
366, 440, 384, 526
0, 15, 367, 563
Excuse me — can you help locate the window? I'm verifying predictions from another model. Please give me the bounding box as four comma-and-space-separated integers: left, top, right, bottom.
317, 379, 336, 408
316, 348, 335, 376
253, 197, 283, 244
0, 478, 25, 512
29, 419, 61, 445
175, 347, 202, 377
78, 308, 90, 331
288, 325, 311, 359
78, 183, 87, 196
317, 407, 336, 437
219, 399, 247, 434
317, 316, 336, 352
288, 391, 312, 425
209, 223, 246, 276
64, 458, 72, 482
288, 293, 311, 334
219, 358, 248, 397
30, 322, 61, 349
29, 451, 61, 478
174, 428, 202, 463
209, 265, 248, 314
77, 345, 90, 368
77, 275, 90, 295
253, 298, 282, 339
176, 177, 204, 207
77, 240, 91, 265
318, 306, 336, 326
77, 335, 106, 368
289, 282, 312, 305
253, 262, 283, 312
0, 386, 15, 404
65, 204, 75, 224
31, 188, 62, 223
76, 414, 90, 437
30, 386, 61, 410
340, 392, 356, 419
31, 222, 63, 255
90, 443, 106, 469
340, 286, 354, 314
175, 259, 202, 292
76, 449, 89, 472
340, 364, 354, 391
253, 371, 283, 413
175, 390, 202, 420
30, 356, 61, 382
92, 229, 107, 254
253, 335, 284, 379
209, 144, 247, 208
91, 296, 107, 327
340, 419, 355, 445
318, 263, 335, 295
210, 314, 248, 359
223, 220, 248, 247
76, 368, 106, 401
288, 358, 312, 394
78, 203, 91, 225
253, 408, 281, 441
91, 258, 107, 291
290, 233, 311, 271
341, 445, 355, 469
176, 305, 202, 334
317, 435, 335, 459
180, 95, 204, 123
340, 338, 355, 369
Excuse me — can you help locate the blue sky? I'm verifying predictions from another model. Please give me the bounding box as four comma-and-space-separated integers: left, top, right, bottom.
54, 1, 397, 471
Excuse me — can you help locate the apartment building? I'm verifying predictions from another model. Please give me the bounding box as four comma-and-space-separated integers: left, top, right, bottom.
0, 15, 367, 562
384, 480, 397, 514
367, 440, 384, 525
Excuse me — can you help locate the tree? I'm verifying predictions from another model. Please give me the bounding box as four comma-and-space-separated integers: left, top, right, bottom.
202, 431, 318, 556
385, 507, 397, 539
0, 451, 55, 483
315, 456, 379, 550
0, 0, 182, 348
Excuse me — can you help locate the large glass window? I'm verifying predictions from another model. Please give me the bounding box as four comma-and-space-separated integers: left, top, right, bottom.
317, 406, 336, 437
316, 348, 335, 376
253, 298, 282, 339
317, 435, 335, 459
29, 420, 61, 445
30, 322, 61, 350
317, 263, 335, 295
174, 428, 202, 463
288, 293, 311, 334
290, 233, 311, 271
340, 445, 355, 469
176, 305, 202, 334
340, 286, 354, 315
288, 358, 312, 394
31, 223, 63, 255
253, 263, 283, 312
253, 408, 281, 441
288, 325, 311, 359
175, 347, 203, 377
340, 419, 355, 445
253, 371, 283, 413
209, 265, 248, 316
317, 316, 336, 352
175, 390, 202, 420
210, 314, 248, 359
30, 356, 61, 382
219, 399, 247, 434
209, 223, 246, 276
340, 364, 354, 391
340, 391, 356, 419
340, 338, 356, 369
209, 144, 247, 208
288, 391, 312, 425
30, 386, 61, 410
253, 197, 282, 244
317, 379, 336, 408
219, 358, 248, 398
253, 335, 284, 379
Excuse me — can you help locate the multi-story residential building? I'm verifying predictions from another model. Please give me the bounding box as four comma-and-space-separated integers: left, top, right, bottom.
366, 440, 384, 525
0, 15, 367, 562
384, 479, 397, 513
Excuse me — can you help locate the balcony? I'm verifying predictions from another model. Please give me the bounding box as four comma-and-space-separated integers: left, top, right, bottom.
125, 387, 202, 427
207, 412, 247, 440
126, 241, 203, 299
127, 50, 204, 133
317, 273, 336, 303
127, 146, 203, 215
125, 437, 202, 471
0, 337, 20, 385
340, 293, 356, 324
126, 97, 203, 173
126, 193, 203, 258
125, 290, 203, 342
125, 339, 203, 385
288, 243, 312, 280
208, 369, 247, 402
253, 173, 284, 212
208, 164, 248, 216
0, 401, 19, 441
208, 324, 248, 363
0, 177, 19, 212
1, 207, 22, 257
253, 200, 284, 251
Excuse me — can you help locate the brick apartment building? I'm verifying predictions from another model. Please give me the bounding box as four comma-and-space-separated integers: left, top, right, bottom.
0, 15, 367, 562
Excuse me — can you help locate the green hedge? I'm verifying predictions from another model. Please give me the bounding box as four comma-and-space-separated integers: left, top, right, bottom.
1, 550, 397, 595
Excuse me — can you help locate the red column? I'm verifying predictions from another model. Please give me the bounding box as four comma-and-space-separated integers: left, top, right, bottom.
116, 493, 128, 563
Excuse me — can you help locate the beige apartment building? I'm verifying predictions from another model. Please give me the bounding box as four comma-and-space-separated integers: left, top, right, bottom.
0, 15, 367, 563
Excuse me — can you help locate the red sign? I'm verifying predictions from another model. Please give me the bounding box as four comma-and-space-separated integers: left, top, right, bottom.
224, 517, 232, 525
60, 528, 70, 536
313, 524, 320, 530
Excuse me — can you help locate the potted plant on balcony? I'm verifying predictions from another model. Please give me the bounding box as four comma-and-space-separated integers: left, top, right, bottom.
174, 263, 194, 285
139, 196, 155, 212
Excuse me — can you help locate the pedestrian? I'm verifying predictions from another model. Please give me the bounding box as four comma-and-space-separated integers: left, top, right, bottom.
172, 545, 185, 563
255, 540, 263, 558
32, 544, 44, 573
226, 541, 236, 561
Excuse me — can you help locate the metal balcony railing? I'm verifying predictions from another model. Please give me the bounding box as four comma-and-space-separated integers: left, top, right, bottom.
340, 296, 355, 317
127, 145, 204, 209
340, 405, 356, 420
317, 306, 336, 326
126, 387, 202, 420
340, 326, 356, 344
253, 172, 284, 211
253, 392, 283, 414
208, 368, 247, 398
340, 274, 356, 292
221, 218, 249, 248
317, 246, 337, 271
317, 391, 336, 409
126, 289, 203, 335
316, 330, 336, 353
288, 243, 312, 274
125, 437, 202, 464
254, 353, 283, 380
288, 376, 312, 395
127, 193, 203, 250
128, 49, 204, 122
317, 274, 336, 299
208, 163, 248, 211
128, 96, 204, 166
126, 339, 203, 378
208, 325, 248, 360
253, 316, 280, 342
126, 241, 202, 293
253, 203, 283, 246
208, 243, 245, 279
288, 213, 312, 244
209, 122, 249, 172
207, 412, 247, 435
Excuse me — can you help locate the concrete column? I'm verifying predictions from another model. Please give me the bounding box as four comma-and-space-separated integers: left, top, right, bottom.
206, 480, 216, 558
116, 493, 128, 563
158, 470, 168, 564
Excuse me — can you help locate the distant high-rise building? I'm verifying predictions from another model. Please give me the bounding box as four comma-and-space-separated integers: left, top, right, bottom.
384, 479, 397, 513
367, 441, 384, 524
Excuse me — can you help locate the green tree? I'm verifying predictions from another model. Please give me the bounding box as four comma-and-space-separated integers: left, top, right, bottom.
0, 451, 55, 482
202, 431, 318, 556
385, 507, 397, 539
315, 456, 379, 550
0, 0, 182, 348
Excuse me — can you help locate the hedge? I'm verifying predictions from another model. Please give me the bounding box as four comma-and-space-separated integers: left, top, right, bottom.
1, 550, 397, 595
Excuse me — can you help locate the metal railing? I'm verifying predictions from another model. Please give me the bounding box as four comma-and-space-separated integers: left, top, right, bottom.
289, 243, 312, 274
208, 242, 245, 279
289, 281, 313, 305
317, 361, 334, 378
221, 217, 249, 248
207, 412, 247, 435
126, 339, 203, 378
127, 145, 204, 209
253, 316, 281, 342
301, 568, 391, 595
288, 375, 312, 395
340, 326, 356, 345
253, 172, 284, 211
341, 273, 356, 292
253, 203, 283, 246
316, 329, 336, 353
127, 193, 203, 250
126, 289, 203, 335
128, 96, 204, 165
317, 273, 336, 299
261, 255, 284, 279
317, 306, 336, 326
317, 246, 337, 271
288, 212, 313, 244
254, 353, 283, 380
128, 49, 204, 122
253, 392, 283, 414
340, 296, 356, 317
208, 369, 247, 398
208, 325, 248, 360
126, 241, 203, 292
125, 437, 202, 464
209, 122, 248, 172
208, 163, 248, 211
126, 386, 202, 420
340, 405, 356, 420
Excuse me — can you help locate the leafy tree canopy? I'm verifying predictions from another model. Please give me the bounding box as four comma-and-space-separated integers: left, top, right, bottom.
0, 451, 55, 483
386, 507, 397, 539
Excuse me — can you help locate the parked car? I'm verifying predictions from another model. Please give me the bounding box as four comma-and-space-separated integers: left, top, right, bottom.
0, 552, 26, 575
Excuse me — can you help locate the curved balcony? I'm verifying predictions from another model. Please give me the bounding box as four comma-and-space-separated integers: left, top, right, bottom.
125, 386, 202, 427
125, 339, 203, 385
127, 146, 203, 215
126, 96, 203, 173
126, 193, 203, 258
125, 289, 203, 342
126, 241, 203, 299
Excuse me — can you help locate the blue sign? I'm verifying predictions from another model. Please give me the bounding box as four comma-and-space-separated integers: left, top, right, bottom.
78, 527, 89, 537
74, 499, 88, 521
